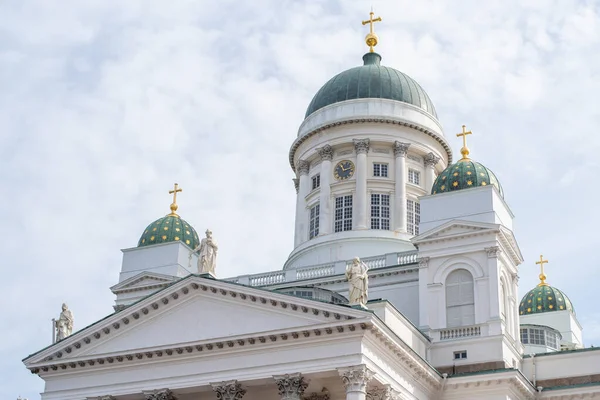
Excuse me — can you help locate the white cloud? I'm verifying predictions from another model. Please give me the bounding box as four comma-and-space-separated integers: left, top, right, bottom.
2, 1, 600, 398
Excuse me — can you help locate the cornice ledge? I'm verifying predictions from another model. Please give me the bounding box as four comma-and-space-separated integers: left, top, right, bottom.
289, 117, 452, 173
368, 320, 441, 390
27, 319, 374, 375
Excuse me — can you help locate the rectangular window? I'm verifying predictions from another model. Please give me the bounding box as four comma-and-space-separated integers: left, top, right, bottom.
309, 204, 320, 239
453, 350, 467, 360
373, 163, 389, 177
407, 199, 420, 235
334, 195, 353, 232
311, 174, 320, 190
408, 169, 420, 185
370, 194, 390, 230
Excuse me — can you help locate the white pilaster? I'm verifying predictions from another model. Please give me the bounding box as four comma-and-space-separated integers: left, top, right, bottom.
393, 141, 410, 232
318, 145, 334, 235
273, 373, 309, 400
353, 139, 370, 230
486, 246, 501, 322
338, 364, 374, 400
424, 152, 440, 193
294, 160, 310, 246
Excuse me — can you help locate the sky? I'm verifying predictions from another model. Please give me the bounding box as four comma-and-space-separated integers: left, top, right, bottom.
2, 0, 600, 398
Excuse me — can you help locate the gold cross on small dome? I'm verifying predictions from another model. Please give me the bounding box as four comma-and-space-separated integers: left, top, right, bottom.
168, 183, 183, 216
536, 254, 549, 286
362, 10, 382, 52
456, 125, 473, 161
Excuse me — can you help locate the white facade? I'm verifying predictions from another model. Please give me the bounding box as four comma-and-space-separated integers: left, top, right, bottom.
23, 50, 600, 400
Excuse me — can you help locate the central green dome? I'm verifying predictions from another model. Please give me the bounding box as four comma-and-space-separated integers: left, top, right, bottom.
138, 214, 199, 249
305, 53, 437, 119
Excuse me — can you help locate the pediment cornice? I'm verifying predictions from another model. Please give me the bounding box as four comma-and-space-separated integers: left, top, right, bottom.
24, 275, 370, 373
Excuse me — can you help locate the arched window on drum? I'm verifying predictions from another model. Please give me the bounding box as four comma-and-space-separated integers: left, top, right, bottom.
446, 269, 475, 327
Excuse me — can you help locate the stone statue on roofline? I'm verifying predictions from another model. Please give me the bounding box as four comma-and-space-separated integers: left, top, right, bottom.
53, 303, 74, 343
194, 229, 218, 275
346, 257, 369, 307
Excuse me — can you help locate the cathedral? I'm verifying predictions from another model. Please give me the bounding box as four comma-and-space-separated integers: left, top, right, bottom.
23, 12, 600, 400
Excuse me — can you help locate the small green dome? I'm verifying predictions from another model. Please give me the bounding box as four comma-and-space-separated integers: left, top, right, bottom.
431, 159, 503, 197
137, 214, 199, 249
305, 52, 437, 119
519, 285, 574, 315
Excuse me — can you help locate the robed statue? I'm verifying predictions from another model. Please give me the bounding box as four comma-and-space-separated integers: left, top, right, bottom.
194, 229, 218, 274
54, 303, 74, 342
346, 257, 369, 307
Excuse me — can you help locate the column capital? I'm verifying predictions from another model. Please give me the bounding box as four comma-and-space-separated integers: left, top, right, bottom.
393, 141, 411, 157
273, 373, 309, 399
317, 144, 334, 161
338, 364, 375, 393
211, 380, 247, 400
303, 388, 330, 400
424, 152, 440, 168
353, 139, 371, 154
143, 389, 176, 400
366, 385, 401, 400
293, 178, 299, 194
485, 246, 501, 258
418, 257, 430, 268
297, 160, 310, 175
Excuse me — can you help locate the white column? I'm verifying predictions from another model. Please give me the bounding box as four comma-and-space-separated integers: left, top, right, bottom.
486, 246, 501, 322
424, 152, 440, 193
353, 139, 370, 230
211, 380, 247, 400
294, 160, 310, 246
318, 145, 334, 235
338, 364, 374, 400
273, 373, 309, 400
393, 142, 410, 232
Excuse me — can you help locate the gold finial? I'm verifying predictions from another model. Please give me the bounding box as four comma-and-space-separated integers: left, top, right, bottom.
168, 183, 183, 217
535, 255, 549, 286
362, 10, 382, 52
456, 125, 473, 161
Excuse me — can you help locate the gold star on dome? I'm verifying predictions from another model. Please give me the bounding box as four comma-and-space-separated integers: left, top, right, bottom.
452, 181, 458, 187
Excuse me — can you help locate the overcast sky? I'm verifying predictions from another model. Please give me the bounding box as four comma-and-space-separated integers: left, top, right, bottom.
2, 1, 600, 398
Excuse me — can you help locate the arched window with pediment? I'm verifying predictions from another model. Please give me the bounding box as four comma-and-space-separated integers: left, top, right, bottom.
446, 269, 475, 327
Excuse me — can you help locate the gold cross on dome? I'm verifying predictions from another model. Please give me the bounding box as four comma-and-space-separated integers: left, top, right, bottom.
456, 125, 473, 160
535, 255, 549, 286
168, 183, 183, 216
362, 11, 382, 52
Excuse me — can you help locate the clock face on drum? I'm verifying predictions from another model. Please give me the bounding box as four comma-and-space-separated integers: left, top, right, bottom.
334, 160, 355, 180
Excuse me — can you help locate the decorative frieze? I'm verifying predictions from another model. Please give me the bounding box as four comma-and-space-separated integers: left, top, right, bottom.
297, 160, 310, 175
407, 154, 422, 163
424, 152, 440, 167
337, 149, 353, 156
353, 139, 370, 154
143, 388, 176, 400
338, 364, 375, 393
317, 145, 334, 161
211, 380, 247, 400
393, 141, 411, 157
274, 373, 309, 400
372, 148, 390, 154
87, 396, 116, 400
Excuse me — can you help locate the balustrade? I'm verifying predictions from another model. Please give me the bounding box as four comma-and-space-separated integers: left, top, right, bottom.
439, 325, 482, 340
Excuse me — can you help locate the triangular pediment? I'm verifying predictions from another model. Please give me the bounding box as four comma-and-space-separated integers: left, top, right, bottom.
412, 220, 500, 244
25, 276, 367, 367
111, 272, 177, 293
